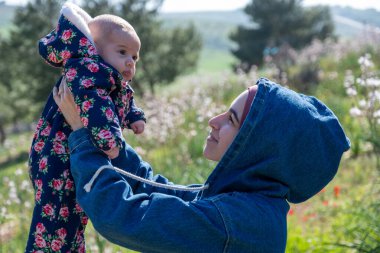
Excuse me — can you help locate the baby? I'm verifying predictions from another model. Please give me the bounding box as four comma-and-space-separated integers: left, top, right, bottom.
26, 2, 145, 252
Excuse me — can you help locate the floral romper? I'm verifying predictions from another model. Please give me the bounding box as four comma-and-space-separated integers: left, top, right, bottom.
26, 10, 145, 253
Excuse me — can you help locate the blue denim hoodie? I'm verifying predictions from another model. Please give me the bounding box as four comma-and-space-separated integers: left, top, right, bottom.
69, 78, 350, 253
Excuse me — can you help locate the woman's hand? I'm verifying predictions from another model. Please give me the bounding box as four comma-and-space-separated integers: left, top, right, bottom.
53, 78, 84, 131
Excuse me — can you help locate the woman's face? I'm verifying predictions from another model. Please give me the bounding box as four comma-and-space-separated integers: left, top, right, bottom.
203, 90, 249, 161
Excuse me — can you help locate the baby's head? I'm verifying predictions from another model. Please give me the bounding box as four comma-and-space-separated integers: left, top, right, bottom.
88, 14, 140, 81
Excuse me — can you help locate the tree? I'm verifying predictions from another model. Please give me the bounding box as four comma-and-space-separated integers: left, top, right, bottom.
230, 0, 334, 71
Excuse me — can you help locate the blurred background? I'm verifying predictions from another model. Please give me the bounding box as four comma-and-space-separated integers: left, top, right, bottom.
0, 0, 379, 252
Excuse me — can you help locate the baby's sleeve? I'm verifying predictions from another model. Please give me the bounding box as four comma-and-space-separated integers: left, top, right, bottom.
64, 64, 123, 152
125, 95, 146, 129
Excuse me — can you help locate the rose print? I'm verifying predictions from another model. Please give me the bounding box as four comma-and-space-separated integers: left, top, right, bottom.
35, 234, 47, 248
66, 68, 77, 82
81, 78, 94, 88
59, 206, 70, 221
52, 178, 64, 191
98, 129, 113, 140
48, 51, 60, 63
35, 190, 42, 203
40, 125, 52, 136
79, 37, 89, 46
34, 179, 43, 190
35, 223, 46, 234
34, 140, 45, 153
42, 203, 55, 220
81, 117, 89, 127
51, 239, 63, 251
55, 131, 67, 141
97, 88, 109, 99
82, 100, 93, 112
56, 228, 67, 240
74, 203, 84, 214
81, 216, 88, 226
105, 108, 114, 121
53, 142, 66, 155
88, 45, 97, 55
38, 157, 48, 172
87, 62, 99, 73
60, 49, 71, 60
65, 178, 74, 191
61, 29, 75, 44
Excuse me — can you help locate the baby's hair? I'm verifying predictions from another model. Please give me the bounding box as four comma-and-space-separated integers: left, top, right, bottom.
88, 14, 135, 41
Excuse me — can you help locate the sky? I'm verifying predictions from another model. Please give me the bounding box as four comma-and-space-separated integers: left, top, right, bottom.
4, 0, 380, 12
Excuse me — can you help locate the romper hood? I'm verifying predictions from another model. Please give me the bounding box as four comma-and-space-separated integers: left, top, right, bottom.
39, 2, 97, 68
203, 78, 350, 203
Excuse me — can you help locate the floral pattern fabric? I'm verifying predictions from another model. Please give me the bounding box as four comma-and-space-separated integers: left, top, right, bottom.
26, 12, 145, 253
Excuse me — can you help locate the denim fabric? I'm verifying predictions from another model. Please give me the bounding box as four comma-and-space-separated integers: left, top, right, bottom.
68, 78, 350, 252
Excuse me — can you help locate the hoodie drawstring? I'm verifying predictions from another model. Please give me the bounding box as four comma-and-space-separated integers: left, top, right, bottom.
84, 165, 209, 192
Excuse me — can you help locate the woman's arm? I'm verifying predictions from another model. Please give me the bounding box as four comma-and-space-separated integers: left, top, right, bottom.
68, 128, 226, 253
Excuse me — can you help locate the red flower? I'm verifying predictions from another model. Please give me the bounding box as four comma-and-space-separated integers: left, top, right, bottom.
81, 78, 94, 88
98, 129, 113, 140
75, 203, 83, 213
35, 190, 42, 202
79, 37, 89, 46
52, 179, 64, 191
97, 89, 108, 99
334, 186, 341, 198
34, 140, 45, 153
88, 45, 97, 55
108, 139, 117, 149
105, 108, 114, 121
42, 203, 55, 217
35, 222, 46, 234
55, 131, 67, 141
40, 125, 51, 136
62, 29, 73, 41
35, 234, 46, 248
38, 157, 48, 171
59, 206, 69, 218
82, 100, 93, 112
81, 216, 88, 225
34, 179, 43, 190
66, 68, 77, 82
81, 117, 89, 127
60, 50, 71, 60
87, 62, 99, 73
65, 179, 74, 190
56, 228, 67, 239
53, 142, 66, 155
51, 239, 63, 251
48, 52, 60, 63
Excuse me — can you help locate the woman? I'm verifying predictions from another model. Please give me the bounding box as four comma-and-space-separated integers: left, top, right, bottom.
53, 77, 350, 253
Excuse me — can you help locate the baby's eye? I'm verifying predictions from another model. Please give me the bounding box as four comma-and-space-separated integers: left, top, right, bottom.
119, 50, 126, 55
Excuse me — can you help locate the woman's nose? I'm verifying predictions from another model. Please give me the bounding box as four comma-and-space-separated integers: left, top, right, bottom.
208, 114, 221, 129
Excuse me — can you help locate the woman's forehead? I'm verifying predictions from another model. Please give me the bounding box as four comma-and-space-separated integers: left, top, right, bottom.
229, 90, 249, 121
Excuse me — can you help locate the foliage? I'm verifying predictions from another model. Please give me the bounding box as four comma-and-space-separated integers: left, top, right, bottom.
230, 0, 334, 71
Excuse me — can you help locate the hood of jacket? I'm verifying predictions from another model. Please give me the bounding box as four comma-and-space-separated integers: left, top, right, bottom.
38, 2, 123, 84
203, 78, 350, 203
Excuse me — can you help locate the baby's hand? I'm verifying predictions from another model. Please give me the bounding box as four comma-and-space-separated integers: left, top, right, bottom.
130, 120, 145, 135
104, 147, 120, 159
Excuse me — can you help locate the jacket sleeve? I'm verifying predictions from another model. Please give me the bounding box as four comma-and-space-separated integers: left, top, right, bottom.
125, 92, 146, 129
65, 64, 123, 152
68, 128, 226, 253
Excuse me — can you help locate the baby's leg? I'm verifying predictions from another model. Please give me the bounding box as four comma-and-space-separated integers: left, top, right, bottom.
26, 147, 88, 252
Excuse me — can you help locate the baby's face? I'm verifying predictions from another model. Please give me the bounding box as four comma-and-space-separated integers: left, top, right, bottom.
98, 29, 140, 81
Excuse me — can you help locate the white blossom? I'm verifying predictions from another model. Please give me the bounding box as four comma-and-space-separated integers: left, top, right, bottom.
350, 107, 362, 117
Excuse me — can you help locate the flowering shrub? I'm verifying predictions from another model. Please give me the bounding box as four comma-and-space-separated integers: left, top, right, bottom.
344, 54, 380, 164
